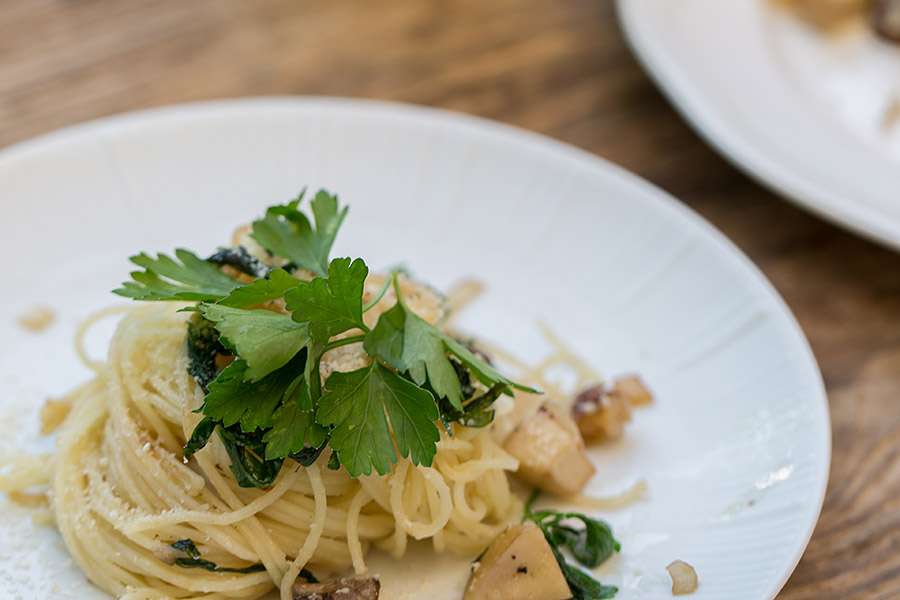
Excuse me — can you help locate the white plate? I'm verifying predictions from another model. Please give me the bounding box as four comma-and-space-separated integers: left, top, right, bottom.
0, 98, 830, 599
617, 0, 900, 250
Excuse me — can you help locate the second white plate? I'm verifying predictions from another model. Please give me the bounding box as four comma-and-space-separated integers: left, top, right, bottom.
618, 0, 900, 250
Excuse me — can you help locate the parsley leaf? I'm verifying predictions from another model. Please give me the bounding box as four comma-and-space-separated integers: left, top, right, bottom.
202, 355, 304, 432
251, 190, 348, 277
218, 426, 283, 488
183, 416, 217, 460
444, 336, 538, 394
262, 377, 328, 460
557, 556, 618, 600
199, 303, 309, 382
317, 363, 440, 476
186, 315, 224, 391
113, 249, 243, 302
365, 303, 464, 410
524, 492, 620, 599
365, 278, 538, 411
170, 538, 267, 574
217, 268, 299, 308
285, 257, 369, 341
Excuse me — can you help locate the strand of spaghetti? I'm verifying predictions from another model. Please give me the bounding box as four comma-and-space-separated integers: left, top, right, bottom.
346, 487, 371, 574
74, 305, 131, 373
442, 278, 485, 327
0, 453, 52, 491
279, 463, 327, 600
567, 479, 648, 510
194, 452, 289, 583
537, 320, 603, 382
123, 466, 300, 533
391, 464, 453, 540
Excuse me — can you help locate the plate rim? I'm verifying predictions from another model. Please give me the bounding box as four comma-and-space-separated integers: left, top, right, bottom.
0, 96, 831, 599
616, 0, 900, 252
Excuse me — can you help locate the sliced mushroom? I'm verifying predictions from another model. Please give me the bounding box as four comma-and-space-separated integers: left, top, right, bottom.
292, 575, 380, 600
464, 522, 570, 600
873, 0, 900, 42
571, 383, 632, 443
504, 403, 596, 496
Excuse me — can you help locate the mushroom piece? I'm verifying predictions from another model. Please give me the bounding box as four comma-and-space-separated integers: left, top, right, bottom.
464, 522, 570, 600
612, 375, 654, 406
873, 0, 900, 42
503, 403, 596, 497
571, 384, 632, 443
571, 375, 653, 443
292, 575, 380, 600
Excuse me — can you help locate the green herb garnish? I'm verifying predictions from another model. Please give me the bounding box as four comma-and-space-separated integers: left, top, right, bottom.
114, 249, 243, 302
524, 490, 620, 599
115, 189, 536, 483
170, 539, 266, 574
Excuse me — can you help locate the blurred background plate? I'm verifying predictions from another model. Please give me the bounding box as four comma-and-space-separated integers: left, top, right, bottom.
0, 98, 829, 599
617, 0, 900, 250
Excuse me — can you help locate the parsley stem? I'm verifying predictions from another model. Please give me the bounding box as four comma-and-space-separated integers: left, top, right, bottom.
363, 277, 392, 313
324, 334, 366, 351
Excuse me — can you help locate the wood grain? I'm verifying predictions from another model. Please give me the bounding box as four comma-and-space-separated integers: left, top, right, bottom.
1, 0, 898, 597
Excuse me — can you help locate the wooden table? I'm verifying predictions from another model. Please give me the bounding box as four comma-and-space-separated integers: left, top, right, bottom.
2, 1, 897, 598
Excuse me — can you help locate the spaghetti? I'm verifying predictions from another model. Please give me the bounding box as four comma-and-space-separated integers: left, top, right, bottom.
0, 280, 639, 600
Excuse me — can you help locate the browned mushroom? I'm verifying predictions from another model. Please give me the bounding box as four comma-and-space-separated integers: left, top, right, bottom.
873, 0, 900, 41
464, 522, 570, 600
292, 575, 380, 600
571, 383, 632, 443
572, 375, 653, 443
503, 403, 596, 497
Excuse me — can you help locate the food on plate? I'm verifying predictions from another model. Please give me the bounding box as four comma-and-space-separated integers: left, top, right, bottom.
571, 375, 653, 443
16, 305, 55, 332
774, 0, 900, 43
0, 190, 654, 599
874, 0, 900, 40
464, 522, 570, 600
666, 560, 699, 595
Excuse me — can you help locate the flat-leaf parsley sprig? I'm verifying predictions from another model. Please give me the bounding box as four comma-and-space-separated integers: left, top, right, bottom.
115, 189, 538, 484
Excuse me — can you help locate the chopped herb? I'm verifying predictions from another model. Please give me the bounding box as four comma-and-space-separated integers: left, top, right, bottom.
207, 246, 270, 279
171, 538, 202, 559
524, 491, 620, 599
184, 417, 217, 460
170, 539, 266, 573
186, 314, 224, 391
327, 451, 342, 471
289, 441, 329, 466
219, 426, 283, 488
